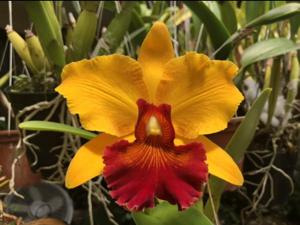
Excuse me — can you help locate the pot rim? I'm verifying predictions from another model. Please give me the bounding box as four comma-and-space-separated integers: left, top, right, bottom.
0, 130, 20, 143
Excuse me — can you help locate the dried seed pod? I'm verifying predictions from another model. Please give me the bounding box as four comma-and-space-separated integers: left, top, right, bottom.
25, 30, 47, 72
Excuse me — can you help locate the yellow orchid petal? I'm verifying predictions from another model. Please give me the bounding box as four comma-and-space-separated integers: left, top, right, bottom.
56, 55, 149, 137
177, 136, 244, 186
138, 21, 174, 100
65, 133, 118, 189
200, 135, 244, 186
156, 52, 244, 139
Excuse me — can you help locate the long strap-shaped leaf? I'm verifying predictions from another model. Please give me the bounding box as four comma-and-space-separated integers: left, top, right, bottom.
19, 121, 96, 140
69, 2, 98, 61
218, 2, 237, 35
204, 88, 272, 220
241, 38, 300, 69
24, 1, 65, 72
234, 38, 300, 86
213, 3, 300, 59
246, 3, 300, 28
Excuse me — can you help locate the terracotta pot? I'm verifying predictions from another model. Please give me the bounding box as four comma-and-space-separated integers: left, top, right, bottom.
207, 116, 244, 148
0, 130, 40, 189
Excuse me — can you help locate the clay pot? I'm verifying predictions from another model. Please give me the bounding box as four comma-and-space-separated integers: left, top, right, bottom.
0, 130, 40, 189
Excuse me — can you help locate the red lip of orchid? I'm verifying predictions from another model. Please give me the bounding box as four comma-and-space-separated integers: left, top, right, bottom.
103, 99, 208, 211
56, 21, 244, 212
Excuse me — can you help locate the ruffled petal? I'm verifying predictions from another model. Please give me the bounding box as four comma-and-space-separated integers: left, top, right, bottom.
103, 139, 208, 211
56, 55, 149, 136
178, 136, 244, 186
156, 52, 244, 138
65, 134, 118, 188
138, 22, 174, 100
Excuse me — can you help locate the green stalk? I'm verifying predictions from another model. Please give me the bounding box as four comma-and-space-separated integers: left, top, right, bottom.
282, 52, 299, 126
263, 59, 273, 90
286, 53, 299, 111
267, 57, 282, 126
0, 73, 9, 88
68, 9, 97, 61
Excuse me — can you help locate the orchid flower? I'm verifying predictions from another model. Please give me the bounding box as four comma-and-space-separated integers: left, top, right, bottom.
56, 22, 244, 211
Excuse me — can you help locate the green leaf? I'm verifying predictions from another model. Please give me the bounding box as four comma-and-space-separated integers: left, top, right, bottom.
24, 1, 65, 71
133, 201, 213, 225
203, 1, 221, 20
241, 38, 300, 69
214, 3, 300, 58
184, 1, 231, 59
80, 1, 99, 12
245, 1, 266, 23
245, 3, 300, 28
204, 89, 272, 220
19, 121, 97, 140
267, 58, 281, 126
218, 2, 237, 34
69, 9, 98, 61
290, 13, 300, 40
270, 1, 286, 9
128, 9, 148, 49
152, 1, 167, 16
98, 2, 136, 55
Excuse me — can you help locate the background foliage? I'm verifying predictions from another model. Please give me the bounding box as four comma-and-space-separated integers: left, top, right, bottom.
1, 1, 300, 225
